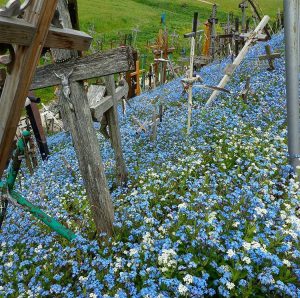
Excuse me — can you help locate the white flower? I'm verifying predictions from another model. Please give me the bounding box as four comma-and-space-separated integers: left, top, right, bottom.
243, 242, 252, 251
227, 249, 236, 258
5, 262, 13, 268
178, 283, 188, 295
129, 248, 138, 256
232, 221, 240, 227
226, 282, 235, 290
158, 249, 177, 270
183, 274, 193, 285
178, 203, 188, 210
79, 276, 87, 283
89, 293, 97, 298
242, 256, 251, 264
283, 259, 291, 267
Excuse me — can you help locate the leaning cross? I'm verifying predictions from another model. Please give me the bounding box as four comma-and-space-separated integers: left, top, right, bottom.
0, 0, 88, 176
0, 0, 93, 176
206, 15, 270, 107
259, 45, 281, 71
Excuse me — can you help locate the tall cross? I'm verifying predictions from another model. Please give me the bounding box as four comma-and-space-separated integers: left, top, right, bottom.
0, 0, 93, 176
183, 12, 200, 135
0, 0, 134, 237
209, 4, 218, 59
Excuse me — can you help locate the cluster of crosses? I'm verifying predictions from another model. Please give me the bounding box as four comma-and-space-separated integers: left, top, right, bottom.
0, 0, 136, 239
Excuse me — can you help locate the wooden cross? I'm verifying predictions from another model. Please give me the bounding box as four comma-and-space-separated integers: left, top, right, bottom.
259, 45, 281, 71
206, 15, 270, 106
89, 79, 129, 122
0, 0, 134, 237
240, 76, 253, 101
0, 0, 73, 176
183, 12, 199, 135
150, 29, 175, 85
128, 60, 145, 96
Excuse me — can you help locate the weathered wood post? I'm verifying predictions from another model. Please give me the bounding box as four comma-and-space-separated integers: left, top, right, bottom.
52, 0, 114, 236
184, 12, 199, 134
209, 4, 218, 59
104, 75, 128, 185
0, 0, 59, 176
25, 96, 50, 160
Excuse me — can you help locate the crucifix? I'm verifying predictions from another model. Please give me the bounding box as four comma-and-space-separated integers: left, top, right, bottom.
150, 29, 175, 86
0, 0, 93, 171
259, 45, 281, 71
206, 15, 270, 106
0, 0, 134, 238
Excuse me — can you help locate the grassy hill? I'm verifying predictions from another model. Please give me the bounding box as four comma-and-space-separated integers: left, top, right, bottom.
0, 0, 283, 104
78, 0, 283, 51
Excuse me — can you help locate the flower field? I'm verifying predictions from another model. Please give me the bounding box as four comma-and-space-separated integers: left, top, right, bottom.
1, 32, 300, 297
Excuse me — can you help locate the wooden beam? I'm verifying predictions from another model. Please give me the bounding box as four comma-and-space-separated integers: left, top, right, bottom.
0, 15, 92, 51
104, 75, 128, 185
0, 0, 58, 177
51, 0, 114, 236
91, 96, 113, 120
31, 47, 135, 90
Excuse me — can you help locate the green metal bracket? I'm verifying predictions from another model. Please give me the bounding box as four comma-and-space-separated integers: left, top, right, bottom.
10, 190, 77, 241
0, 130, 77, 242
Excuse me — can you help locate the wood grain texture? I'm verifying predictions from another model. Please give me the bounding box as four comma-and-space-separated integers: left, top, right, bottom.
104, 75, 128, 185
31, 47, 135, 90
51, 0, 114, 236
0, 16, 92, 51
91, 96, 113, 120
0, 0, 58, 177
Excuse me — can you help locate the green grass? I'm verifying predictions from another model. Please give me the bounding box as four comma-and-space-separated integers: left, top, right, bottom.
0, 0, 283, 105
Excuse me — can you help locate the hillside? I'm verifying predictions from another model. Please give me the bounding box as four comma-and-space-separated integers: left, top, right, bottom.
1, 31, 300, 297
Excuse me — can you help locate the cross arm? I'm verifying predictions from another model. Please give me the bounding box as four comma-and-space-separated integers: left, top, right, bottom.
31, 47, 135, 90
0, 15, 92, 51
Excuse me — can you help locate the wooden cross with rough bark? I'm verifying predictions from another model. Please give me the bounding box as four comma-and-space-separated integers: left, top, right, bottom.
259, 45, 281, 71
0, 0, 134, 237
0, 0, 72, 176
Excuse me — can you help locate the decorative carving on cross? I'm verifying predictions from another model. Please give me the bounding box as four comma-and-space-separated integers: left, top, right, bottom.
0, 0, 32, 17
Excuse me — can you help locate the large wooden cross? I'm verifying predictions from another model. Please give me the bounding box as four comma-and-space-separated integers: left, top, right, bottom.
0, 0, 134, 237
0, 0, 92, 176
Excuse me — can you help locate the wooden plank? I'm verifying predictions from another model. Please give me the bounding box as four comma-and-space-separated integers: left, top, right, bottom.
91, 96, 113, 120
0, 15, 92, 51
31, 47, 135, 90
51, 0, 114, 236
104, 75, 128, 185
0, 0, 58, 177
